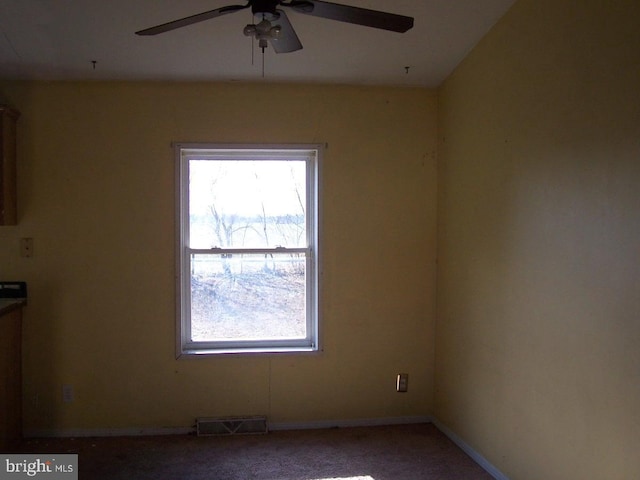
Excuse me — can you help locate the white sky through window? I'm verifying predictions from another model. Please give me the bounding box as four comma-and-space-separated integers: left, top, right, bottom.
189, 160, 306, 217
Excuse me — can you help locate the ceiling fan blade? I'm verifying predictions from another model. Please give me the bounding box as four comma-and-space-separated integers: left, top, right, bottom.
271, 9, 303, 53
288, 0, 414, 33
136, 4, 249, 36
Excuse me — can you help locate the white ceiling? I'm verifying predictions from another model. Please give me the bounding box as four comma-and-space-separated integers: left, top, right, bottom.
0, 0, 516, 87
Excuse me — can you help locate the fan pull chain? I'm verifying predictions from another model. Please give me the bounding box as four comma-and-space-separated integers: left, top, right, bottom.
261, 13, 265, 78
251, 11, 255, 66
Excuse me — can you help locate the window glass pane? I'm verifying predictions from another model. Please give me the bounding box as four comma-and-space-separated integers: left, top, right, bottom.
190, 253, 306, 341
189, 160, 307, 249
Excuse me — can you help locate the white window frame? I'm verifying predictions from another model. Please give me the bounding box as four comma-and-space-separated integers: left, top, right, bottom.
175, 143, 321, 356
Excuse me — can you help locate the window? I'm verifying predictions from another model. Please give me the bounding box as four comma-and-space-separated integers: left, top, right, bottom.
176, 144, 321, 355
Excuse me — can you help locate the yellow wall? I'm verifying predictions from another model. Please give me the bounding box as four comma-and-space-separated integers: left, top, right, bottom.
5, 1, 638, 475
436, 0, 640, 479
0, 81, 437, 433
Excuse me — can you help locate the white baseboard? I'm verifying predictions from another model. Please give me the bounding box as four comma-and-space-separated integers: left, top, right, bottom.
25, 416, 433, 439
269, 415, 434, 431
432, 419, 509, 480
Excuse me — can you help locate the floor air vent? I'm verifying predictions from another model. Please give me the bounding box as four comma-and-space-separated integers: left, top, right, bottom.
196, 416, 268, 436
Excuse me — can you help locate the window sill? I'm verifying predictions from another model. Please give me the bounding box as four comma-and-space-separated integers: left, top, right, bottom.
178, 345, 320, 357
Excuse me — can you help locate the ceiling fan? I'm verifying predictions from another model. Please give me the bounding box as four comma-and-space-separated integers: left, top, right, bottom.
135, 0, 414, 53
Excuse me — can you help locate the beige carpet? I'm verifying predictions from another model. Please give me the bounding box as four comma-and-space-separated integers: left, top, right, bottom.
19, 423, 493, 480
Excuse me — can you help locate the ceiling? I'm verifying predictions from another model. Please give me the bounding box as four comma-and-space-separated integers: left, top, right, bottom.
0, 0, 516, 87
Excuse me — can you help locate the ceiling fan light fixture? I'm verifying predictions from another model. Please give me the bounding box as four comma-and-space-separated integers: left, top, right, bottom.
243, 24, 257, 36
244, 18, 282, 46
270, 25, 282, 39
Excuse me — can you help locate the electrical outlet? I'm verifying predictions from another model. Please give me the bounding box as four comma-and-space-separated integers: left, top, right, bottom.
62, 384, 74, 403
396, 373, 408, 393
20, 237, 34, 258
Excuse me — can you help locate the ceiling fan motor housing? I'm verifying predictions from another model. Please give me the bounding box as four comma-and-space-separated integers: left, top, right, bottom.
251, 0, 281, 21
